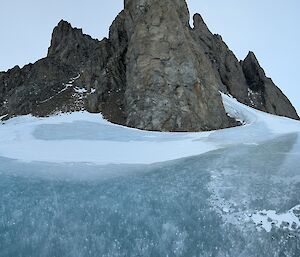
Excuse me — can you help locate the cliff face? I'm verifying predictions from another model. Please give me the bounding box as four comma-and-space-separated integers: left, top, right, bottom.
0, 0, 298, 129
190, 14, 299, 120
120, 0, 234, 131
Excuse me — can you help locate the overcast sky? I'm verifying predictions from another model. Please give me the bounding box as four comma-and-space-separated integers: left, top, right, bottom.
0, 0, 299, 113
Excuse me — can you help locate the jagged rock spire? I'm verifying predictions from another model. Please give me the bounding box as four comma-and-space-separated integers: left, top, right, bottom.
47, 20, 99, 64
0, 0, 298, 127
119, 0, 234, 131
241, 51, 299, 119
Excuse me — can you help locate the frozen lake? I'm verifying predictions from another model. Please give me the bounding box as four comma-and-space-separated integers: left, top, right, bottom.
0, 132, 299, 257
0, 95, 299, 256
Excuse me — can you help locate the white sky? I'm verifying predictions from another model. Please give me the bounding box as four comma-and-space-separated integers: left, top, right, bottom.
0, 0, 299, 113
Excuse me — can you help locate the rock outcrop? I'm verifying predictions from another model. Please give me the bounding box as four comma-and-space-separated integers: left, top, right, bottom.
0, 0, 298, 129
241, 52, 299, 119
191, 14, 298, 120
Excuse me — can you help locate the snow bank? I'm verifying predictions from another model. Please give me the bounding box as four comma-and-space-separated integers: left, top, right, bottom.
222, 93, 300, 134
0, 112, 215, 164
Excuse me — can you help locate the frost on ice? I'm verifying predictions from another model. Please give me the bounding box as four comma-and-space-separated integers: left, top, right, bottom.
252, 205, 300, 232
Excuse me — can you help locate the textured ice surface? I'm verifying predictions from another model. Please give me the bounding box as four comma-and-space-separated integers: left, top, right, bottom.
252, 205, 300, 232
0, 95, 300, 256
0, 134, 299, 256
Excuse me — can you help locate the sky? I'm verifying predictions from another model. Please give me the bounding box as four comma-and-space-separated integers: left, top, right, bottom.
0, 0, 299, 113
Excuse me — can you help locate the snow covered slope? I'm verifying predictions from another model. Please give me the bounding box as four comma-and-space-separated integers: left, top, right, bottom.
0, 94, 299, 165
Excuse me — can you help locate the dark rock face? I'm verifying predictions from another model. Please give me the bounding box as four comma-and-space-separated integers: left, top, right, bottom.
190, 14, 299, 120
0, 0, 298, 129
241, 52, 299, 119
191, 14, 249, 102
0, 59, 78, 117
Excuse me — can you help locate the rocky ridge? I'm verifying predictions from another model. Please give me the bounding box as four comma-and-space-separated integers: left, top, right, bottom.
0, 0, 298, 131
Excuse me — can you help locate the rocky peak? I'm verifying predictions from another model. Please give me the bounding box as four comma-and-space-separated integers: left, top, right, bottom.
193, 13, 210, 34
244, 51, 259, 64
243, 51, 264, 74
242, 51, 266, 91
124, 0, 190, 26
48, 20, 77, 56
47, 20, 99, 65
240, 51, 299, 119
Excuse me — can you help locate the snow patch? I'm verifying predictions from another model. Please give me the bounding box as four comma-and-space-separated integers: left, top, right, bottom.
74, 87, 88, 94
0, 114, 8, 121
39, 74, 82, 104
68, 73, 81, 84
251, 205, 300, 232
221, 93, 300, 134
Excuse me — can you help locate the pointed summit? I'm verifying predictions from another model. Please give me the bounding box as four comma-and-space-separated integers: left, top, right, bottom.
47, 20, 98, 64
193, 13, 208, 30
57, 19, 73, 30
242, 51, 266, 91
241, 51, 299, 119
245, 51, 258, 62
243, 51, 265, 78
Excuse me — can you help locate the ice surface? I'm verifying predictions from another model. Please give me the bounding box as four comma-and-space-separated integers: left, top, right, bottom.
0, 94, 300, 256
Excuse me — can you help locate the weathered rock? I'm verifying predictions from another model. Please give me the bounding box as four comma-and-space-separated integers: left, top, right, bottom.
241, 52, 299, 119
48, 20, 100, 65
122, 0, 232, 131
191, 12, 299, 120
0, 59, 78, 117
0, 0, 298, 129
191, 13, 249, 104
